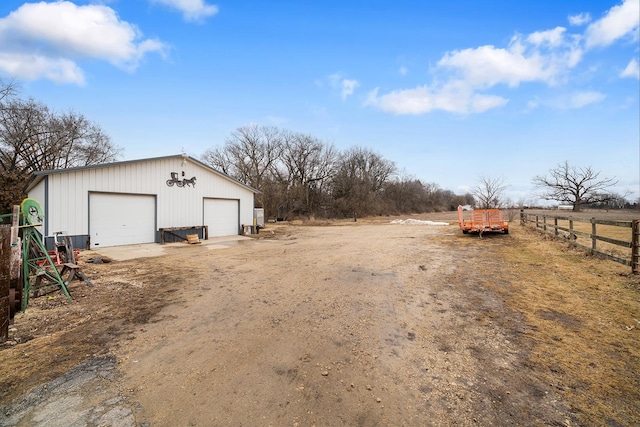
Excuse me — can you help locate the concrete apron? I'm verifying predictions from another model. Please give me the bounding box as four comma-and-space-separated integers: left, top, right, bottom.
83, 235, 253, 261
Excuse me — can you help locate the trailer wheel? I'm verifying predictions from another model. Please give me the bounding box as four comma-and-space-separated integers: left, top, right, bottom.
462, 230, 468, 234
503, 229, 509, 234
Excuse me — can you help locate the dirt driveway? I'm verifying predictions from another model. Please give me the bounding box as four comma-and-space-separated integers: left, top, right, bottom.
1, 216, 639, 426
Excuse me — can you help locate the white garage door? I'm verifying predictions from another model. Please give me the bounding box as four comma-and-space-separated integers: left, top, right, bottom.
203, 198, 239, 237
90, 193, 156, 248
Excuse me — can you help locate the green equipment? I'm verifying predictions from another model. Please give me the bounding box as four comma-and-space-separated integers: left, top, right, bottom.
19, 198, 71, 310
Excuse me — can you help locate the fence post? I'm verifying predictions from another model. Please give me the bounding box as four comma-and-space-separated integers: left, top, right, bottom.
535, 215, 539, 229
543, 216, 547, 232
520, 209, 525, 226
554, 217, 559, 237
591, 217, 596, 254
569, 218, 575, 244
633, 220, 639, 274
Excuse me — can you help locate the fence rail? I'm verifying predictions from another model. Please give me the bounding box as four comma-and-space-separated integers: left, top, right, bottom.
520, 210, 639, 273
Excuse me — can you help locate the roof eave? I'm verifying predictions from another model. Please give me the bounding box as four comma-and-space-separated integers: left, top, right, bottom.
30, 154, 262, 194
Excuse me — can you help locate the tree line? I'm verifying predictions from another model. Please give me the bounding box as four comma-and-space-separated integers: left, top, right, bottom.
201, 124, 474, 220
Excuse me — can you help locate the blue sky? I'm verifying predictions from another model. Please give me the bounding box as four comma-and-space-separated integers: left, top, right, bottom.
1, 0, 639, 204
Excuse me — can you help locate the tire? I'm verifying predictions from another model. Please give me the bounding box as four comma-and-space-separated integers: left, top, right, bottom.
503, 229, 509, 234
166, 180, 174, 187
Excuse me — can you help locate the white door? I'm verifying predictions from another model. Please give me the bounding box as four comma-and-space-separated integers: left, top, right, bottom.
90, 193, 156, 248
203, 198, 239, 237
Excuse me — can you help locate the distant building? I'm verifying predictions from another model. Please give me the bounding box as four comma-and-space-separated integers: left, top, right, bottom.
557, 205, 573, 210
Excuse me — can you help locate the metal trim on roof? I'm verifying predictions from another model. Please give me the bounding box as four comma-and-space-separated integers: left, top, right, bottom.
27, 154, 261, 194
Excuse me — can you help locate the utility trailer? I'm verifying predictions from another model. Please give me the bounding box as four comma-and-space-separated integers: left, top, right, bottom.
458, 205, 509, 235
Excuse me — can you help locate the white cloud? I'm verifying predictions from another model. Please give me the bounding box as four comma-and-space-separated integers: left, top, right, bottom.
620, 58, 640, 79
329, 73, 360, 100
568, 12, 591, 26
150, 0, 218, 22
398, 66, 408, 76
584, 0, 640, 49
364, 83, 508, 115
0, 1, 167, 84
341, 79, 359, 99
550, 90, 607, 109
367, 29, 582, 115
366, 1, 636, 116
569, 90, 606, 108
526, 98, 540, 112
0, 52, 85, 85
527, 27, 567, 47
437, 33, 583, 88
468, 93, 510, 112
524, 91, 606, 111
438, 44, 546, 88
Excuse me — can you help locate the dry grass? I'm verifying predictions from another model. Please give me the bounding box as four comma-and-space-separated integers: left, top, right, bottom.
489, 225, 640, 425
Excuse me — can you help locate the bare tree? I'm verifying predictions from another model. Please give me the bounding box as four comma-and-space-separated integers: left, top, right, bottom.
472, 176, 507, 209
201, 124, 285, 216
533, 161, 619, 212
280, 132, 337, 217
0, 78, 17, 102
0, 100, 121, 173
204, 124, 480, 220
332, 147, 396, 218
201, 124, 283, 188
383, 177, 433, 214
0, 82, 122, 212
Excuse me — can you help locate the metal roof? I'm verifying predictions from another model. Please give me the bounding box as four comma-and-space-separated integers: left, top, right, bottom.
27, 154, 261, 194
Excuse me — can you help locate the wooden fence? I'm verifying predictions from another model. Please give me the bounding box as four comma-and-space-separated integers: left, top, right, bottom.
520, 210, 639, 273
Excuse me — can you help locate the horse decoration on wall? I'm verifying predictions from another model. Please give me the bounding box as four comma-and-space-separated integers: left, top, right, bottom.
166, 172, 197, 188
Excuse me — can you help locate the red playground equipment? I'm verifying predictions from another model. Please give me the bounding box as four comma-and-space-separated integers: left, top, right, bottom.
458, 205, 509, 235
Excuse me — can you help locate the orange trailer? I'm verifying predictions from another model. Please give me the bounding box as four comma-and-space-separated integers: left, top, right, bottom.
458, 205, 509, 234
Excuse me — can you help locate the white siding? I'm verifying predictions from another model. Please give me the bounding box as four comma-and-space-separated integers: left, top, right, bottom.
34, 156, 256, 247
29, 179, 46, 212
28, 179, 47, 234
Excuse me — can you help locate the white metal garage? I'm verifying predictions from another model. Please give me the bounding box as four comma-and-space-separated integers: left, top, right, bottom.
26, 154, 260, 249
204, 198, 239, 237
89, 193, 156, 248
